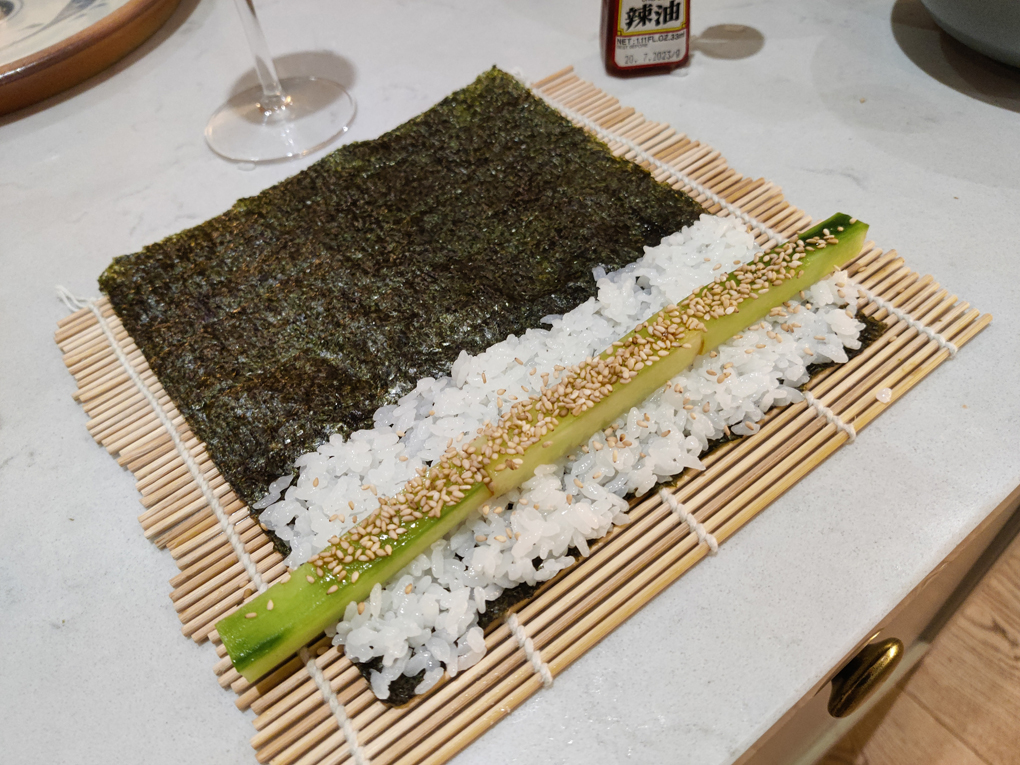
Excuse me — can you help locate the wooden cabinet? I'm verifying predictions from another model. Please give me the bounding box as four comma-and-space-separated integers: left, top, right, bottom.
737, 486, 1020, 765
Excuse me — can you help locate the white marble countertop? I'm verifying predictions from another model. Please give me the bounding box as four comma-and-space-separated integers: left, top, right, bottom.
2, 0, 1018, 763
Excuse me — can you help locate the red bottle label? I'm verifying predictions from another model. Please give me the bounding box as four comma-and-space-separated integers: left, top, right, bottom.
613, 0, 688, 70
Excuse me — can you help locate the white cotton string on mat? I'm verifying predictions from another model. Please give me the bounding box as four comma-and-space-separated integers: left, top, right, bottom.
505, 612, 554, 688
530, 84, 788, 247
55, 285, 266, 592
299, 646, 371, 765
658, 488, 719, 554
802, 390, 856, 443
59, 285, 370, 757
853, 282, 958, 358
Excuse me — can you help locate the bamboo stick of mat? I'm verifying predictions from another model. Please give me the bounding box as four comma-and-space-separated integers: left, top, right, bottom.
54, 67, 991, 765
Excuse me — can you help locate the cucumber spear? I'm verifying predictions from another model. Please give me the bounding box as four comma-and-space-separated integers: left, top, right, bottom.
218, 214, 868, 681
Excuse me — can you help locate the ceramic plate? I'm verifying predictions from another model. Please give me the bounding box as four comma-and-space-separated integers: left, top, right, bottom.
0, 0, 181, 115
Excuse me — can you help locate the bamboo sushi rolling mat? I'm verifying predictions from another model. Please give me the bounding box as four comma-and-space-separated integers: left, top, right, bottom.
54, 66, 991, 765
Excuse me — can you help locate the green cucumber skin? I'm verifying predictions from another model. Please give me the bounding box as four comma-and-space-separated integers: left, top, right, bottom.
219, 482, 493, 681
487, 214, 868, 496
699, 215, 868, 349
219, 213, 868, 682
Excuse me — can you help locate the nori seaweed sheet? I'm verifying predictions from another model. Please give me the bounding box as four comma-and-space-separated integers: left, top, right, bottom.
100, 68, 704, 552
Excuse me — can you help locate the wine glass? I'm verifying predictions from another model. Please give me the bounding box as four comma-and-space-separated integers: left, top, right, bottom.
205, 0, 356, 163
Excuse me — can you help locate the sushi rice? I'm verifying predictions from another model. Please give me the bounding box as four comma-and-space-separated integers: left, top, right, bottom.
255, 214, 865, 699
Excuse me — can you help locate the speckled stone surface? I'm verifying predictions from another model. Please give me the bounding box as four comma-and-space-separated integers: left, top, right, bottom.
1, 1, 1017, 763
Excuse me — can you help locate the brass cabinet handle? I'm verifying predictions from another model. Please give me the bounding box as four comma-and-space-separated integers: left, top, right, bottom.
827, 637, 904, 718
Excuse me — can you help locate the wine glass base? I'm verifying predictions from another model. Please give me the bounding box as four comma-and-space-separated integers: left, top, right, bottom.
205, 76, 356, 163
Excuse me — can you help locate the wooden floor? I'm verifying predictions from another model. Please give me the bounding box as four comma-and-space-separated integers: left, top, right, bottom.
820, 529, 1020, 765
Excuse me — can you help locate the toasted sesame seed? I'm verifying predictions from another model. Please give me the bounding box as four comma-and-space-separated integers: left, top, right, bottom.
306, 575, 315, 584
245, 612, 257, 619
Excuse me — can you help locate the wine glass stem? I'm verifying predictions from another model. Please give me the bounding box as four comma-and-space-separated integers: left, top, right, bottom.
231, 0, 288, 111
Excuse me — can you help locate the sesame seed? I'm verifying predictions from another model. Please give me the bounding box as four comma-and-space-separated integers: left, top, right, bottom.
245, 612, 257, 619
358, 602, 366, 615
306, 575, 315, 584
267, 600, 274, 611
